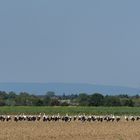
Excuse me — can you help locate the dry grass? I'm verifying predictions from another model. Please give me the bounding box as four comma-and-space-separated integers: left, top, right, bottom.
0, 121, 140, 140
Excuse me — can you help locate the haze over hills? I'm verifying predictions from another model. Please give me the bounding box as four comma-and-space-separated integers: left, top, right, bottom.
0, 83, 139, 95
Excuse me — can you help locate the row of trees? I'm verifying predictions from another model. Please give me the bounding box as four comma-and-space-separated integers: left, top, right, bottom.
0, 91, 140, 106
0, 91, 59, 106
77, 93, 134, 106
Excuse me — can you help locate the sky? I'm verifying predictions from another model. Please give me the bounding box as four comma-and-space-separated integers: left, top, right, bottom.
0, 0, 140, 88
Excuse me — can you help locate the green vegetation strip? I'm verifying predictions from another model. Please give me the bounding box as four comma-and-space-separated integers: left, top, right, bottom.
0, 106, 140, 115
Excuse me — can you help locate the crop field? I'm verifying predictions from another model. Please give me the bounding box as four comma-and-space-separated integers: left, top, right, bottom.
0, 106, 140, 140
0, 106, 140, 115
0, 121, 140, 140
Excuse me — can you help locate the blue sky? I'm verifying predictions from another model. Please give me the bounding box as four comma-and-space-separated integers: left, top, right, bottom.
0, 0, 140, 87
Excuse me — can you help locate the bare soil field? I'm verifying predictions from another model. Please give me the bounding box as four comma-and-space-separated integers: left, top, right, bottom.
0, 121, 140, 140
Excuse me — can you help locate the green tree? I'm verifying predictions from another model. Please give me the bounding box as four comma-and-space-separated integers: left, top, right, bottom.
78, 93, 89, 106
104, 96, 121, 106
15, 92, 31, 106
0, 91, 8, 99
46, 91, 55, 98
8, 91, 17, 99
88, 93, 104, 106
124, 99, 134, 107
43, 97, 51, 106
35, 99, 44, 106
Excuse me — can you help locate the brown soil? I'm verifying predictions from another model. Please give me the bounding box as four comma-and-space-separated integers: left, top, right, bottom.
0, 121, 140, 140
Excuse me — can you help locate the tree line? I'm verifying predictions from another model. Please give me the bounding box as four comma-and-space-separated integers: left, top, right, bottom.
0, 91, 140, 106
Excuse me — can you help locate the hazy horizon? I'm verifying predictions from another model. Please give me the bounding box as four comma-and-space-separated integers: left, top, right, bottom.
0, 83, 140, 95
0, 82, 139, 89
0, 0, 140, 88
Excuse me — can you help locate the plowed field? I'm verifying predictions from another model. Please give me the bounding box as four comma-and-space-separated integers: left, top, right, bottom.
0, 121, 140, 140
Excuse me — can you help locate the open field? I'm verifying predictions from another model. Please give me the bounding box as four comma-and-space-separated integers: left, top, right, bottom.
0, 121, 140, 140
0, 107, 140, 140
0, 106, 140, 115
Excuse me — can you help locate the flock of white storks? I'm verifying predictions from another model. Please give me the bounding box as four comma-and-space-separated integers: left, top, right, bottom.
0, 114, 139, 122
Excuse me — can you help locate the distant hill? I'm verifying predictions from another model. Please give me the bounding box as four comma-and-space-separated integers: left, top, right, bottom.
0, 83, 139, 95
